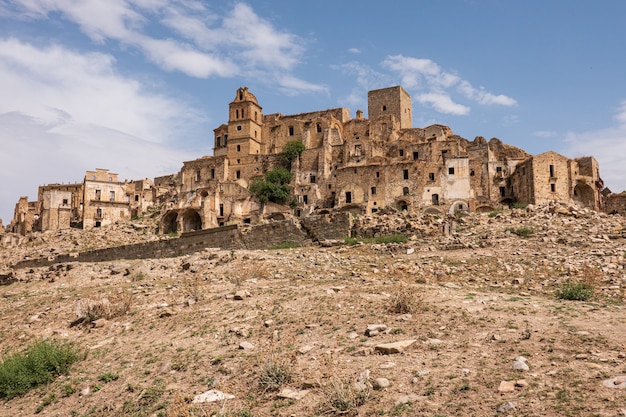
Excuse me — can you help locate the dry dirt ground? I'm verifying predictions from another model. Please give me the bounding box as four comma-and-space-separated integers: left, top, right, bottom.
1, 208, 625, 417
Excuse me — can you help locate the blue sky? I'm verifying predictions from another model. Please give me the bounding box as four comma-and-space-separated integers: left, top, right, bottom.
1, 1, 625, 223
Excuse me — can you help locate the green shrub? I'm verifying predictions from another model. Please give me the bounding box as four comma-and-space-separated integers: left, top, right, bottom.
556, 281, 594, 301
98, 372, 119, 383
344, 237, 359, 245
505, 227, 534, 238
0, 340, 83, 399
268, 241, 299, 250
374, 234, 408, 244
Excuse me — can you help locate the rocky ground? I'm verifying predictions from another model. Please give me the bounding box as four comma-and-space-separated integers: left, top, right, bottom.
0, 202, 625, 416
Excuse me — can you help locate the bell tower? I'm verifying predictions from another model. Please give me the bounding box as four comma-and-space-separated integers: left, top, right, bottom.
226, 87, 263, 157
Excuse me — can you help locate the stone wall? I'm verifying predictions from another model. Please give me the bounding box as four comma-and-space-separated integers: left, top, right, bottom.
606, 193, 626, 215
11, 214, 352, 269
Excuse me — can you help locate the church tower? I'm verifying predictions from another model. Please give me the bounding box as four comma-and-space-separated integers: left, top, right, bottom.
226, 87, 263, 157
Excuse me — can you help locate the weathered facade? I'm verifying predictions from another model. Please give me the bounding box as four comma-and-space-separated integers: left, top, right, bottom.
160, 85, 606, 232
7, 85, 612, 236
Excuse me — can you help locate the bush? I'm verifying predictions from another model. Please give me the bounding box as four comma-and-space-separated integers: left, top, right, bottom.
0, 340, 83, 399
505, 227, 534, 238
556, 280, 594, 301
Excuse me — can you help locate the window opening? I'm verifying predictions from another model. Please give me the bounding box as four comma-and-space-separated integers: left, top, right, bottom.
345, 191, 352, 203
371, 187, 376, 195
428, 172, 435, 181
403, 169, 409, 180
413, 151, 419, 160
448, 167, 455, 175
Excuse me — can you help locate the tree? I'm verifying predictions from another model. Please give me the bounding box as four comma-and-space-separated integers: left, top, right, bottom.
280, 140, 306, 168
249, 166, 293, 204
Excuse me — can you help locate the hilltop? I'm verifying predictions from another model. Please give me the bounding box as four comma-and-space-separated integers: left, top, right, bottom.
0, 203, 625, 417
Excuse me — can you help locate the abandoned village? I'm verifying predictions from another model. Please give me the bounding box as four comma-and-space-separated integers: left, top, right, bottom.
3, 85, 626, 240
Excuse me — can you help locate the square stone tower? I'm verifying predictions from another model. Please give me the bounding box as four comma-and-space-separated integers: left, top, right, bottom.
367, 86, 412, 129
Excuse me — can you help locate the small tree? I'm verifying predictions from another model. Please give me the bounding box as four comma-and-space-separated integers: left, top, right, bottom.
280, 141, 305, 168
249, 166, 293, 204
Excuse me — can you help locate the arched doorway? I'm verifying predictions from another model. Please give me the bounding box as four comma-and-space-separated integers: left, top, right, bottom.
396, 200, 409, 211
573, 183, 595, 209
181, 209, 202, 232
162, 211, 178, 234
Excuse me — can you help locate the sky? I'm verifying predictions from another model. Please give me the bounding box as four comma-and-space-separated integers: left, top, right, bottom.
1, 0, 626, 224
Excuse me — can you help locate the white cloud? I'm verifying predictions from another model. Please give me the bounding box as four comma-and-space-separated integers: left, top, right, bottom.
381, 54, 516, 115
0, 39, 202, 222
3, 1, 321, 94
348, 48, 360, 54
457, 80, 517, 106
562, 101, 626, 193
416, 93, 470, 116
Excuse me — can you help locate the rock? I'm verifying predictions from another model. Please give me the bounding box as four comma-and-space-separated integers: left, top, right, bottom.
354, 370, 370, 392
373, 378, 390, 390
512, 356, 529, 371
498, 380, 516, 393
238, 341, 254, 350
602, 376, 626, 389
92, 318, 108, 328
278, 387, 309, 400
298, 344, 314, 354
379, 361, 396, 369
512, 359, 529, 371
497, 401, 516, 413
192, 389, 235, 403
234, 290, 250, 300
365, 324, 387, 337
374, 339, 416, 354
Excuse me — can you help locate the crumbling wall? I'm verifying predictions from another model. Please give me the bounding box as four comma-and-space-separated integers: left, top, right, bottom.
606, 193, 626, 215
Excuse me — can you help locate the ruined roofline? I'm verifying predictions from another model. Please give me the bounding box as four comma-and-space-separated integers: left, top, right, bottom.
263, 107, 349, 121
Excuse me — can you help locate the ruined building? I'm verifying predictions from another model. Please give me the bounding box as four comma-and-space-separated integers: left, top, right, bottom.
7, 86, 610, 235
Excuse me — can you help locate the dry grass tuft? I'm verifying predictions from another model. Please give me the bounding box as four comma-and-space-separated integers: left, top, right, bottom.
72, 291, 133, 327
389, 284, 422, 314
317, 376, 370, 416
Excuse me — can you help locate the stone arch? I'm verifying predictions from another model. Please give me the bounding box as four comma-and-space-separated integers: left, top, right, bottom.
181, 209, 202, 232
475, 205, 497, 213
424, 207, 442, 215
162, 211, 178, 234
573, 183, 595, 209
266, 213, 286, 221
448, 200, 468, 215
395, 199, 410, 211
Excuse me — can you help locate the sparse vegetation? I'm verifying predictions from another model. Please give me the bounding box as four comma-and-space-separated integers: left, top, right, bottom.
0, 340, 83, 400
258, 355, 293, 393
318, 377, 369, 416
72, 292, 133, 327
505, 227, 534, 238
556, 280, 595, 301
389, 284, 422, 314
249, 166, 293, 204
